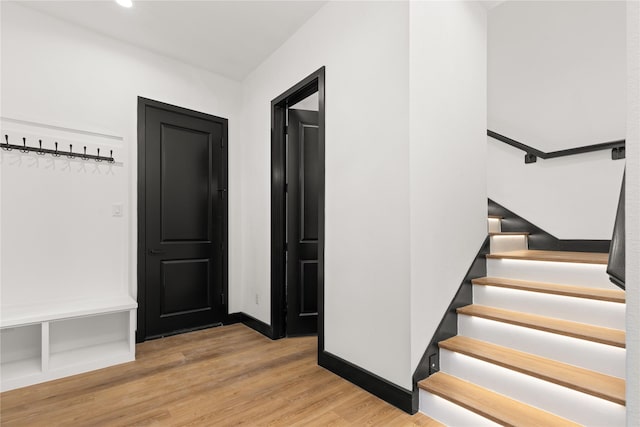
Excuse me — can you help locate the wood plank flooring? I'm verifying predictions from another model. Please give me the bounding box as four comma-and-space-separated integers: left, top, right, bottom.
0, 324, 440, 426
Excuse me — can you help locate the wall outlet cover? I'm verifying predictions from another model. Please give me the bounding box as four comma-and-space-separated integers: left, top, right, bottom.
112, 204, 123, 217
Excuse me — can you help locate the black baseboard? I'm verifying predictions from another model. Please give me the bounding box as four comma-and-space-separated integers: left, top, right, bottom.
411, 237, 490, 410
489, 199, 610, 253
231, 313, 414, 413
224, 312, 244, 325
226, 312, 275, 339
319, 350, 414, 414
230, 313, 414, 413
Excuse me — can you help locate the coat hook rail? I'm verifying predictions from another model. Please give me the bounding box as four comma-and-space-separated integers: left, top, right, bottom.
2, 134, 115, 162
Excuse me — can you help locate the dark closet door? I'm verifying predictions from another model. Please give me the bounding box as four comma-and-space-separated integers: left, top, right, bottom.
286, 109, 319, 335
141, 101, 226, 339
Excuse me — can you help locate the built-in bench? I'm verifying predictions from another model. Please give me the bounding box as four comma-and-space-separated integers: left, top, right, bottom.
1, 296, 137, 392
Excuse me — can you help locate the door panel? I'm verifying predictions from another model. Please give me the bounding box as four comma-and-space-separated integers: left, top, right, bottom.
301, 126, 319, 241
161, 259, 211, 316
142, 102, 226, 339
300, 260, 318, 315
287, 109, 319, 335
160, 124, 212, 242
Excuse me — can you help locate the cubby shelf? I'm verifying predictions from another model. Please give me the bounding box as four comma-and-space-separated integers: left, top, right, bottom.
1, 358, 41, 381
1, 296, 136, 392
49, 340, 131, 370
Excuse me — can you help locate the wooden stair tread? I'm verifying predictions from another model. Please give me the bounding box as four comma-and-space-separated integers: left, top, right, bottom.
457, 305, 625, 348
439, 336, 625, 405
488, 215, 503, 219
418, 372, 581, 427
489, 232, 529, 236
472, 277, 625, 303
487, 249, 608, 264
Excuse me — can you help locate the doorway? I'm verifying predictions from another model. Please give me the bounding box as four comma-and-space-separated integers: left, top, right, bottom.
137, 97, 228, 342
271, 67, 325, 339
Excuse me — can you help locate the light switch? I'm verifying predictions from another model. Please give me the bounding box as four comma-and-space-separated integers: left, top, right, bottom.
112, 203, 123, 217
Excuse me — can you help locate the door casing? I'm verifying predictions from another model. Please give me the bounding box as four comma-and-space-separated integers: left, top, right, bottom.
137, 96, 228, 343
270, 67, 325, 348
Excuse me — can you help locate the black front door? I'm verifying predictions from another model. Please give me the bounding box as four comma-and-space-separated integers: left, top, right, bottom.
286, 109, 319, 335
139, 98, 227, 340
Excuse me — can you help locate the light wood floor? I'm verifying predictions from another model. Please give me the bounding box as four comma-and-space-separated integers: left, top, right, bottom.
0, 324, 441, 426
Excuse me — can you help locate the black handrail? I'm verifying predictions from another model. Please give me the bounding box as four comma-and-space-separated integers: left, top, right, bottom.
607, 173, 625, 290
487, 130, 625, 164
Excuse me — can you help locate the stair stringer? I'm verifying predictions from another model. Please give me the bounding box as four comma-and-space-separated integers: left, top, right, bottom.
489, 198, 610, 253
411, 237, 489, 409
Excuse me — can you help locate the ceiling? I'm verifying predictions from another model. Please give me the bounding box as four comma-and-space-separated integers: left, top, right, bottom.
20, 0, 327, 81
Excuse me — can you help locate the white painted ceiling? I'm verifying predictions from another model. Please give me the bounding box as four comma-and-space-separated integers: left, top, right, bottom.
19, 0, 327, 81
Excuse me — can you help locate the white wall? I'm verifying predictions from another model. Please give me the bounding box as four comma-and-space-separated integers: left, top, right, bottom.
239, 1, 412, 389
626, 1, 640, 424
489, 1, 626, 151
488, 1, 626, 239
409, 1, 487, 372
0, 3, 242, 310
487, 141, 625, 239
1, 119, 128, 306
289, 92, 318, 111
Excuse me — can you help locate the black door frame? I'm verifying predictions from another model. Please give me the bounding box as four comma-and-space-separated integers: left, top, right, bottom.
271, 67, 325, 346
136, 96, 229, 343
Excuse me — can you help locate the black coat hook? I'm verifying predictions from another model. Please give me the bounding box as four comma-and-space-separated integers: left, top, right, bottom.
1, 135, 116, 162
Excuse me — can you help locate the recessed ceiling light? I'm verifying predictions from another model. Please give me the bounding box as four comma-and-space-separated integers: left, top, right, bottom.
116, 0, 133, 8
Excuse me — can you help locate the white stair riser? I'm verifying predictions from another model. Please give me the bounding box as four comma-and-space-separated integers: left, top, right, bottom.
472, 286, 625, 329
419, 389, 501, 427
457, 315, 625, 378
440, 350, 626, 427
487, 218, 501, 233
487, 258, 616, 289
490, 235, 528, 253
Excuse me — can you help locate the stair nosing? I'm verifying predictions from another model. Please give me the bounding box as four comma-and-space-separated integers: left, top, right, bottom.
489, 232, 529, 236
486, 250, 608, 265
456, 304, 625, 348
471, 277, 625, 303
439, 335, 625, 405
418, 372, 581, 427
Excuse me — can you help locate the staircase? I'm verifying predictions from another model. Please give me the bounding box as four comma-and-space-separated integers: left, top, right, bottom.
418, 215, 626, 426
